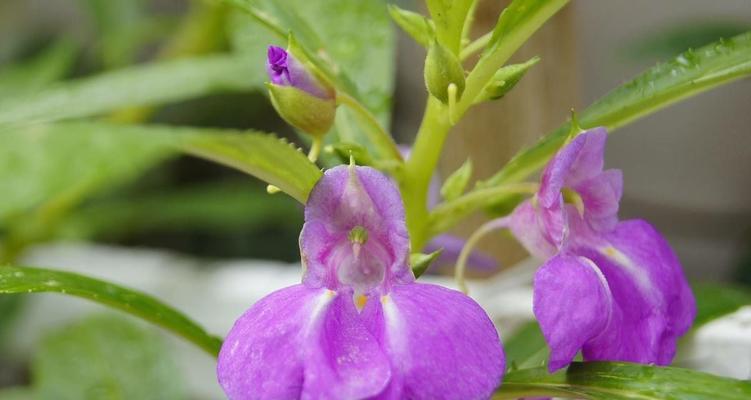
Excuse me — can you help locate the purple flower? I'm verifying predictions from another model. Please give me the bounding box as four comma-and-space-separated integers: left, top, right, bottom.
217, 165, 505, 399
266, 46, 332, 99
508, 128, 696, 372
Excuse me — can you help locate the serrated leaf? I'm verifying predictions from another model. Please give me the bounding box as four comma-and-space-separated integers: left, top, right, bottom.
0, 266, 221, 356
495, 362, 751, 399
440, 159, 473, 201
33, 315, 183, 400
387, 5, 435, 47
410, 249, 443, 278
484, 31, 751, 188
0, 122, 321, 231
0, 55, 255, 127
181, 132, 322, 203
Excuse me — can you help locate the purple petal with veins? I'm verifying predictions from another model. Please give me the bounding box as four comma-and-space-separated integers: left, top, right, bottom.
218, 165, 505, 399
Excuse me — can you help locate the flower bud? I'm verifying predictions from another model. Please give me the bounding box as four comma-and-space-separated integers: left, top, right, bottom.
475, 57, 539, 103
424, 41, 465, 103
266, 46, 336, 136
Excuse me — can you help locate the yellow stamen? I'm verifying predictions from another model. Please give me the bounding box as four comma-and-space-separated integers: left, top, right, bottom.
355, 294, 368, 311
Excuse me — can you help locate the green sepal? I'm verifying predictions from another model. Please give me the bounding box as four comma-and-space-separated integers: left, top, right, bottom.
387, 5, 435, 47
267, 82, 336, 137
410, 249, 443, 278
440, 159, 473, 201
325, 142, 375, 166
475, 56, 540, 103
424, 41, 466, 103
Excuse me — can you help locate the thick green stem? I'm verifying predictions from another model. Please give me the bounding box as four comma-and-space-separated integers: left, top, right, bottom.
401, 98, 451, 250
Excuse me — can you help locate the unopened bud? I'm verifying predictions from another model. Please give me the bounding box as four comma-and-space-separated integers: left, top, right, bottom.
424, 41, 465, 103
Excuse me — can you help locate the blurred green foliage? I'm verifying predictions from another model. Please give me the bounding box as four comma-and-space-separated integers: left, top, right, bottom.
33, 315, 183, 400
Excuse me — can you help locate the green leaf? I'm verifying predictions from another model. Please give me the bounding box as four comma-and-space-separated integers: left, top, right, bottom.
181, 132, 322, 203
0, 387, 33, 400
483, 31, 751, 188
0, 266, 221, 356
0, 122, 320, 230
495, 362, 751, 400
410, 249, 443, 279
0, 123, 177, 262
33, 314, 183, 400
440, 159, 473, 201
0, 55, 255, 127
425, 0, 475, 54
457, 0, 569, 116
387, 5, 435, 47
625, 22, 750, 62
0, 40, 78, 100
692, 283, 751, 327
504, 321, 548, 370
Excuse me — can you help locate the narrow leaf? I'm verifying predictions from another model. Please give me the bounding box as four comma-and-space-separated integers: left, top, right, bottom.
440, 159, 473, 201
181, 132, 322, 203
495, 362, 751, 400
457, 0, 569, 115
0, 55, 255, 127
388, 5, 435, 47
0, 266, 222, 356
0, 40, 78, 100
484, 31, 751, 188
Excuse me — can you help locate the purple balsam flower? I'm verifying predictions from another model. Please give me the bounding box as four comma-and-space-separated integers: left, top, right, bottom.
218, 165, 505, 399
508, 128, 696, 372
265, 46, 336, 136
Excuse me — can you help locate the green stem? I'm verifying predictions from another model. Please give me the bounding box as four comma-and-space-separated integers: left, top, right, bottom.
460, 31, 492, 61
337, 92, 402, 162
454, 0, 570, 120
427, 182, 539, 236
455, 216, 510, 293
402, 98, 452, 250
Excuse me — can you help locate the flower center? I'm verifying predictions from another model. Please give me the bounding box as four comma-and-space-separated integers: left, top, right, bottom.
334, 226, 387, 295
348, 225, 368, 245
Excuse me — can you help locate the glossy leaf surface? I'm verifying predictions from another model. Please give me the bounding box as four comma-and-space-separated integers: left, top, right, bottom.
496, 362, 751, 399
0, 266, 221, 356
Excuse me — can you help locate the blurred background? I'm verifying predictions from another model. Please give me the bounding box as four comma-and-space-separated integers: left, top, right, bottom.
0, 0, 749, 399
